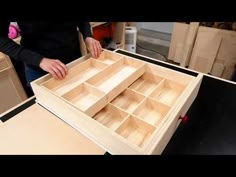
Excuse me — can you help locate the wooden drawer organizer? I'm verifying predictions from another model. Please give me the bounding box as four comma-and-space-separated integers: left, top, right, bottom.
31, 50, 203, 154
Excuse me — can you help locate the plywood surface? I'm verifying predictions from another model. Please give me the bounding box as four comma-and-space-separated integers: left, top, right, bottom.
116, 116, 155, 148
189, 27, 222, 73
93, 104, 128, 130
168, 22, 199, 67
111, 89, 145, 113
168, 23, 189, 63
0, 104, 105, 154
188, 27, 236, 80
42, 59, 107, 96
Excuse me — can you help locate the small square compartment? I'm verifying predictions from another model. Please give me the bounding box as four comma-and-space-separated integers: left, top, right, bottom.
93, 104, 129, 131
115, 115, 155, 148
111, 89, 145, 113
62, 83, 107, 117
149, 79, 185, 106
41, 59, 107, 96
95, 50, 123, 65
133, 98, 170, 127
129, 72, 164, 96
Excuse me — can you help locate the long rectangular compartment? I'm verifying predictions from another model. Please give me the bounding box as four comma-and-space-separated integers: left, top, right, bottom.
86, 57, 146, 102
41, 59, 108, 96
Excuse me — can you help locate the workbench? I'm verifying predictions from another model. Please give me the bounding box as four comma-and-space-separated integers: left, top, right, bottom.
1, 49, 236, 155
0, 98, 105, 154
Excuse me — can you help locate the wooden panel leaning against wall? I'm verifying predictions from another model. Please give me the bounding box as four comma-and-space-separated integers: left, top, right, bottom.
168, 22, 199, 67
189, 26, 236, 80
168, 22, 236, 81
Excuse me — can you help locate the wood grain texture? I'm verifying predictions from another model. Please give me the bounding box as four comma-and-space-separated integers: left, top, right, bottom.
93, 104, 128, 130
146, 73, 203, 154
116, 116, 155, 148
185, 26, 236, 80
0, 104, 105, 154
149, 79, 185, 106
62, 83, 107, 117
210, 62, 225, 78
180, 22, 199, 67
86, 56, 145, 102
216, 30, 236, 80
168, 23, 189, 63
111, 89, 145, 113
132, 98, 170, 127
97, 49, 123, 63
42, 59, 108, 96
129, 72, 163, 96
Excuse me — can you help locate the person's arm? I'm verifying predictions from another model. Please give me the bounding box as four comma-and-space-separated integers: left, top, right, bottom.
77, 22, 93, 39
0, 21, 43, 66
78, 22, 102, 58
0, 21, 67, 80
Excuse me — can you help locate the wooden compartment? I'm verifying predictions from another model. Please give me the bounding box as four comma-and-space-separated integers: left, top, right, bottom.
61, 83, 107, 117
149, 79, 185, 106
41, 59, 107, 96
93, 104, 129, 130
86, 57, 145, 102
110, 89, 145, 113
132, 98, 170, 127
168, 22, 199, 67
115, 115, 155, 148
91, 50, 123, 65
129, 72, 164, 96
145, 64, 194, 86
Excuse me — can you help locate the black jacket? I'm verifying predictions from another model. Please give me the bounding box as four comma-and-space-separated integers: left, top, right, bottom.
0, 22, 92, 69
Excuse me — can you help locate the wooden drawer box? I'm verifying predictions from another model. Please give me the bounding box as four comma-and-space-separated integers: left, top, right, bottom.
31, 50, 203, 154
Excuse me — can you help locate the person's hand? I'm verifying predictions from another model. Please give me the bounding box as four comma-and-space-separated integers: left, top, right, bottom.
39, 58, 68, 80
85, 37, 102, 58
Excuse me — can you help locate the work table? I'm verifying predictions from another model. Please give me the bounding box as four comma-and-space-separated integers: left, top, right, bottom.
0, 98, 105, 154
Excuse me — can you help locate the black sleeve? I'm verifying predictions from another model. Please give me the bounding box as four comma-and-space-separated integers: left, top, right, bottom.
0, 21, 43, 66
77, 22, 93, 40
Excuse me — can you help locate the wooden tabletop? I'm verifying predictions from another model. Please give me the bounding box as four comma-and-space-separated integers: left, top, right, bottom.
0, 103, 105, 155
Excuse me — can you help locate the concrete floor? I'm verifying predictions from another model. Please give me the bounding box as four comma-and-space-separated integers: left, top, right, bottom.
136, 40, 168, 62
135, 29, 170, 62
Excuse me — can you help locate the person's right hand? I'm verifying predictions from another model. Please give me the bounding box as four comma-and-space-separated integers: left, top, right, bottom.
39, 58, 68, 80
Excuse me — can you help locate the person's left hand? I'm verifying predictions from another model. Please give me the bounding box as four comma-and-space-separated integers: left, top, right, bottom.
85, 37, 102, 58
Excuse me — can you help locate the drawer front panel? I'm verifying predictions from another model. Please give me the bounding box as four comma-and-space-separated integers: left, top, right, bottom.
31, 49, 203, 154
